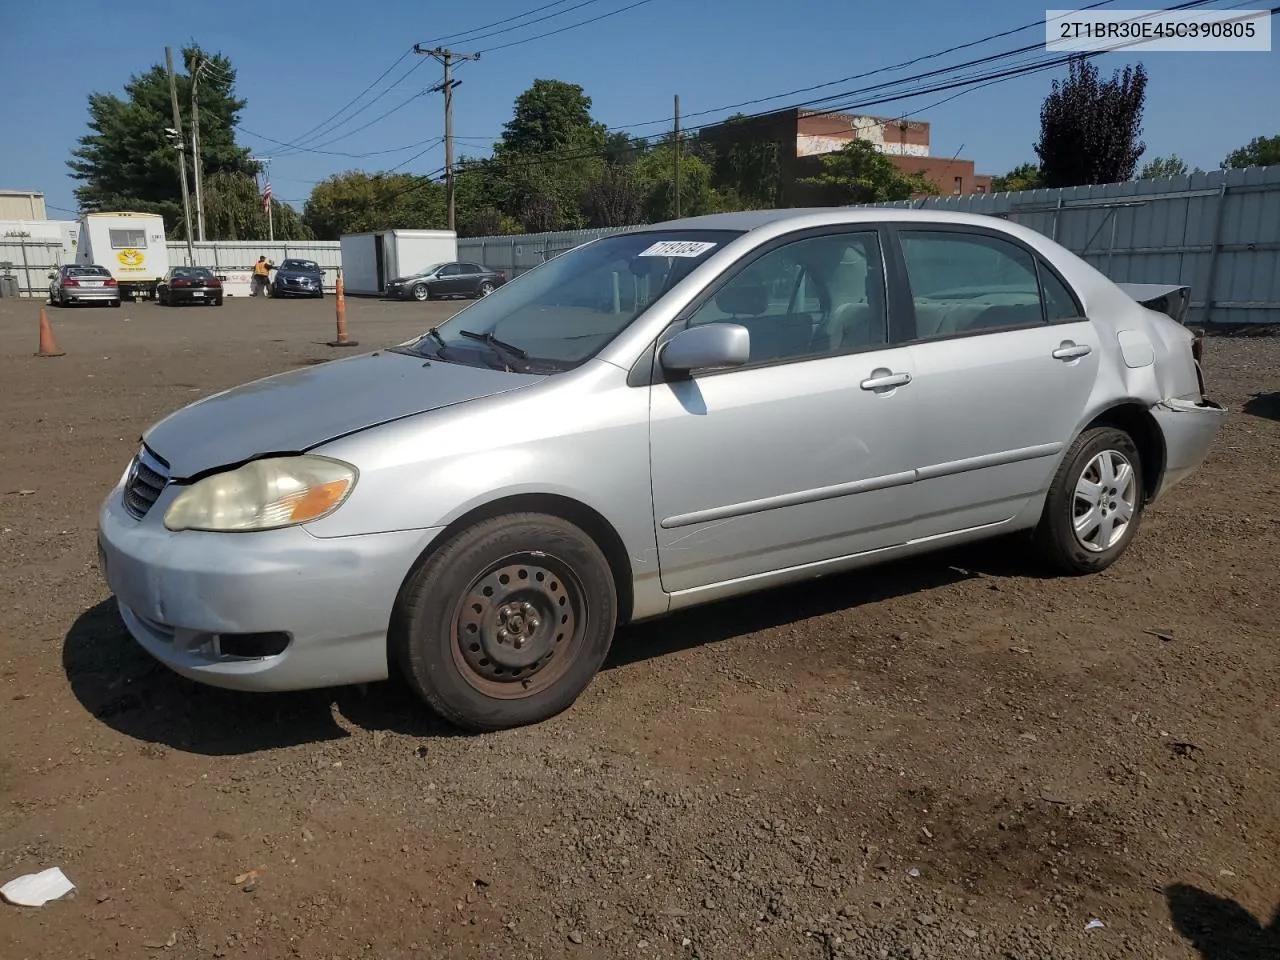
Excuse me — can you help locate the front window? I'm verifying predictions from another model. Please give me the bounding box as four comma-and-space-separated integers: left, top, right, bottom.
396, 230, 740, 373
109, 228, 147, 249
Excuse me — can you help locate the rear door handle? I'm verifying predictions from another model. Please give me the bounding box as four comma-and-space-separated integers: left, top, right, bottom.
860, 372, 912, 391
1052, 341, 1092, 360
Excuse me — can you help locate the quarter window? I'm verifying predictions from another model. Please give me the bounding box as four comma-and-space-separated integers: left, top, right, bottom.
1038, 260, 1083, 321
898, 231, 1048, 340
685, 232, 888, 367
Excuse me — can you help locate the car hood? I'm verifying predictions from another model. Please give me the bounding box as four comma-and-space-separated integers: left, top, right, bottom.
142, 349, 545, 479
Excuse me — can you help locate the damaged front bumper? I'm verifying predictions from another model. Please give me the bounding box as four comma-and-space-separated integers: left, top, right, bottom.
1150, 395, 1227, 502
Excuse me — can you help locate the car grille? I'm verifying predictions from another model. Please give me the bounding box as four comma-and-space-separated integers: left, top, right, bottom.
123, 446, 170, 520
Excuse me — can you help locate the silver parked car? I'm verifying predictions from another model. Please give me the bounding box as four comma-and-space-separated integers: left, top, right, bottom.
49, 263, 122, 307
97, 208, 1225, 731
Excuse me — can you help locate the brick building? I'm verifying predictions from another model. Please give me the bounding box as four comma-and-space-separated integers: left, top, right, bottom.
701, 107, 991, 203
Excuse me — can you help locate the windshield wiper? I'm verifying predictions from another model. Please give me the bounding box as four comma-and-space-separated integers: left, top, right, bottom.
418, 325, 448, 358
458, 328, 528, 365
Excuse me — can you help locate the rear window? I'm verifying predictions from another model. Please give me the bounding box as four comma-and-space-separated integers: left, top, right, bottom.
109, 228, 147, 249
173, 267, 213, 279
68, 266, 110, 277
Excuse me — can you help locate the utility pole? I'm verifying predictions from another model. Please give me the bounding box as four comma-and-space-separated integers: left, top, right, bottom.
164, 46, 195, 265
673, 94, 682, 218
191, 57, 213, 242
414, 45, 480, 233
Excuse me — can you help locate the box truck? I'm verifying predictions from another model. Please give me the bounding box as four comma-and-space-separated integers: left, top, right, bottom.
339, 229, 457, 296
77, 211, 169, 300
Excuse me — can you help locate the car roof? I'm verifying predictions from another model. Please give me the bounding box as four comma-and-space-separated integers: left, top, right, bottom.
649, 207, 1015, 233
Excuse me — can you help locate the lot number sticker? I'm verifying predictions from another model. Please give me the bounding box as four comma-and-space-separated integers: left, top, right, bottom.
637, 240, 718, 258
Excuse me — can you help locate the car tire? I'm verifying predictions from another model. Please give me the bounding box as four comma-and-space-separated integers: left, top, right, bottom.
1033, 425, 1145, 576
111, 299, 121, 308
392, 513, 618, 732
477, 281, 495, 298
214, 297, 223, 306
412, 283, 430, 301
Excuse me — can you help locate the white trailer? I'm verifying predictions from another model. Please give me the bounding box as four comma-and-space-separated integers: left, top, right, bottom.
77, 211, 169, 300
338, 229, 457, 296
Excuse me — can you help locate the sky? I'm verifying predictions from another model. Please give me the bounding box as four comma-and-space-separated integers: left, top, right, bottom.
0, 0, 1275, 218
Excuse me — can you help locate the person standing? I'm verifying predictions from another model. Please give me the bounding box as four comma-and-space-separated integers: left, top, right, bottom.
252, 256, 273, 297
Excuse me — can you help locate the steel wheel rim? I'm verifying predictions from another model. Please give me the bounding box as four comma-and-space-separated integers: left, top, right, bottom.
1072, 449, 1137, 552
413, 285, 429, 301
450, 553, 586, 700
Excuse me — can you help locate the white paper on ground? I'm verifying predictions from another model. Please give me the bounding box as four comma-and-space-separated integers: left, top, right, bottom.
1, 867, 75, 906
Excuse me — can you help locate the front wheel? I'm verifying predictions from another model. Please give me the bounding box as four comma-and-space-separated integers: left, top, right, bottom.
412, 283, 430, 301
392, 513, 618, 732
1034, 426, 1145, 575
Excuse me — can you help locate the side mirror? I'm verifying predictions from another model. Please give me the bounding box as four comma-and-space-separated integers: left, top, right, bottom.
659, 323, 750, 373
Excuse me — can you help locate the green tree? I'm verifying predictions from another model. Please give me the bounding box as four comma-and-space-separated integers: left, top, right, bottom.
1137, 154, 1203, 179
496, 79, 607, 157
798, 140, 938, 204
1221, 134, 1280, 169
301, 171, 445, 239
634, 146, 723, 221
202, 171, 311, 240
990, 162, 1042, 192
67, 45, 256, 236
1034, 55, 1149, 188
583, 163, 647, 227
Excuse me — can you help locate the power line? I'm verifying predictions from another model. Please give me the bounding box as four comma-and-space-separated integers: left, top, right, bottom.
279, 59, 430, 154
476, 0, 659, 53
423, 0, 580, 45
425, 0, 609, 47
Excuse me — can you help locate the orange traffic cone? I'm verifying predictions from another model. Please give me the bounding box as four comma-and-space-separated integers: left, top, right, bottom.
37, 308, 64, 358
327, 273, 358, 348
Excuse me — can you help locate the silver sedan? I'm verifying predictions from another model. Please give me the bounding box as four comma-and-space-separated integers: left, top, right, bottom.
50, 263, 122, 307
97, 208, 1226, 731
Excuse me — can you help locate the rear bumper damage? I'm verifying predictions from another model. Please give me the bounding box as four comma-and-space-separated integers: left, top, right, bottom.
1150, 396, 1227, 502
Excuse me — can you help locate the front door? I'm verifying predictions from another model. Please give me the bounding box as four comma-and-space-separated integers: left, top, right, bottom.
648, 228, 921, 595
893, 226, 1102, 538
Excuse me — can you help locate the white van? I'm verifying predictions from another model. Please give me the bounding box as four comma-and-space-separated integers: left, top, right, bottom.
77, 211, 169, 300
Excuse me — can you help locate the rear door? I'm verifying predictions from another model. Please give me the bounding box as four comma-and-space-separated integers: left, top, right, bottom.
892, 225, 1100, 539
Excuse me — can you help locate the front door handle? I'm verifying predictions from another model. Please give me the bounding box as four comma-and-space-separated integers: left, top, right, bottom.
860, 371, 912, 391
1052, 341, 1092, 360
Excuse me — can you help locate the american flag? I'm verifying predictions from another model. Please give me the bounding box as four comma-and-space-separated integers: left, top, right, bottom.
261, 176, 272, 212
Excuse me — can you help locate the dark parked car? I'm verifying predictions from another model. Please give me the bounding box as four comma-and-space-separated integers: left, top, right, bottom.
385, 261, 506, 301
157, 266, 223, 306
271, 258, 325, 299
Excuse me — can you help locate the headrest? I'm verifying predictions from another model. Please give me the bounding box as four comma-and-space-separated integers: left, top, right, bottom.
715, 283, 767, 316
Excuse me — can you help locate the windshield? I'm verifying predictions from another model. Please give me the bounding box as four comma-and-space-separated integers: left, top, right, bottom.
397, 230, 740, 373
414, 263, 447, 278
281, 259, 319, 271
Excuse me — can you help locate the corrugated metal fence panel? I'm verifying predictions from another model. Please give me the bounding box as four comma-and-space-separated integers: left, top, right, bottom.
458, 227, 634, 279
866, 166, 1280, 325
0, 239, 63, 297
170, 241, 343, 290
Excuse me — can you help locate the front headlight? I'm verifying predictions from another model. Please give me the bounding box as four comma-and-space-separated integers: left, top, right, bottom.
164, 455, 357, 532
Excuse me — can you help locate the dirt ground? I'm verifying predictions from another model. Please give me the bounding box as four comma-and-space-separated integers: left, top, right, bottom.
0, 293, 1276, 960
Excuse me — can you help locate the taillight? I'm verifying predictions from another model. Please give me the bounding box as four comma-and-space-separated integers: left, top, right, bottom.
173, 279, 191, 287
104, 277, 118, 287
63, 278, 80, 286
207, 278, 221, 288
